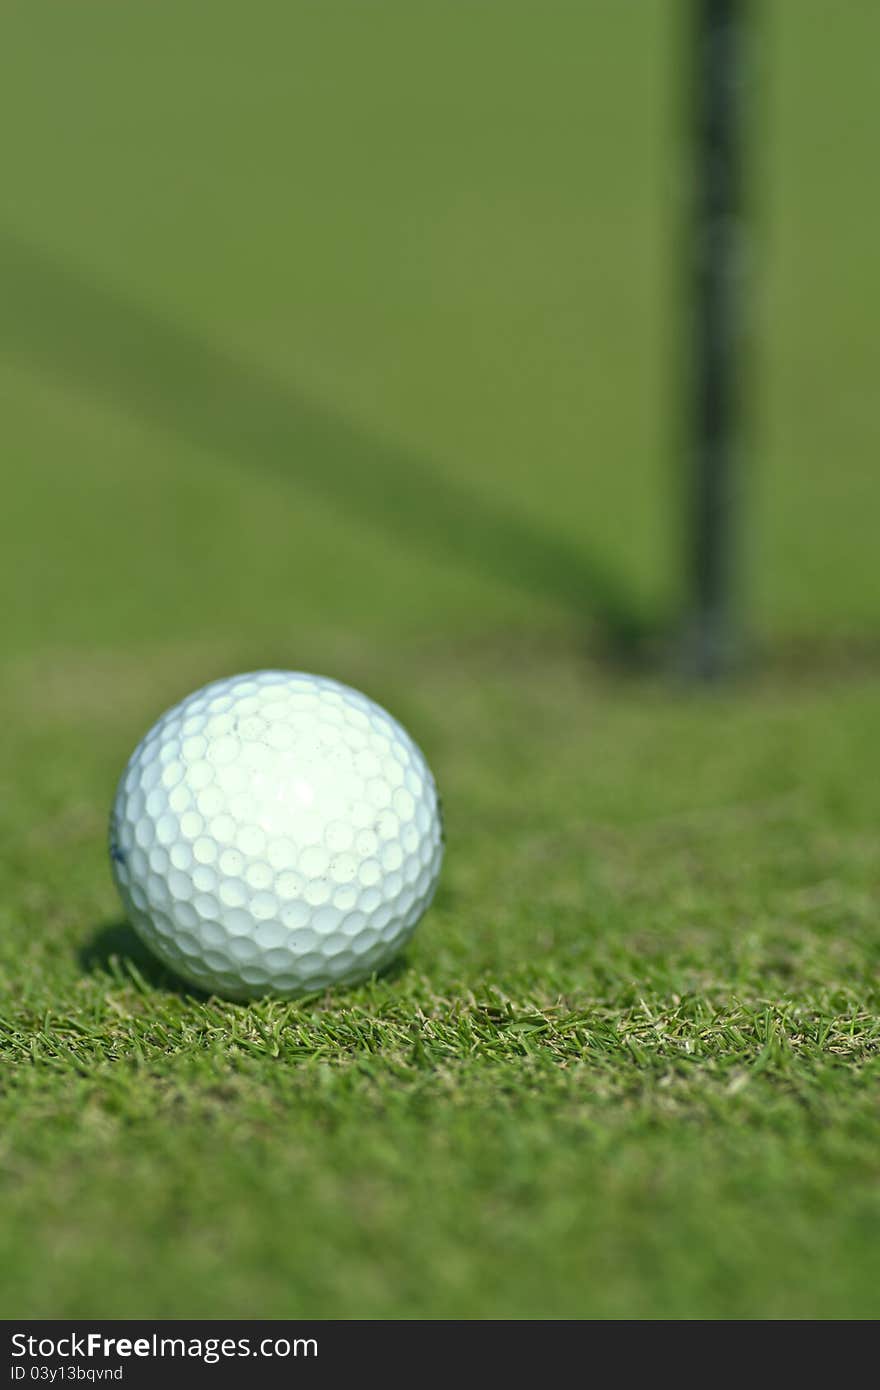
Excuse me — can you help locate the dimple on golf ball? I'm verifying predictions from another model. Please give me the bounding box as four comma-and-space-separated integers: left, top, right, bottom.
109, 671, 444, 998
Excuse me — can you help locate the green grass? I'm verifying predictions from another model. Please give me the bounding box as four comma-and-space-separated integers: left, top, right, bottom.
2, 1, 880, 1319
4, 641, 880, 1318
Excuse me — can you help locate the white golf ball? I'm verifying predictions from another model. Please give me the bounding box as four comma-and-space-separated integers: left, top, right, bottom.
109, 671, 444, 999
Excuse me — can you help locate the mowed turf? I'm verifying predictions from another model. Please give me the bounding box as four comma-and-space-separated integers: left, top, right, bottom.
2, 2, 880, 1319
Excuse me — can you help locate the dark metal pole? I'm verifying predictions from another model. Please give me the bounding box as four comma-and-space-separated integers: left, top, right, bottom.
686, 0, 748, 679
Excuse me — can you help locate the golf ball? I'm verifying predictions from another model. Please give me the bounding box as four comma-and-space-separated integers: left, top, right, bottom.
109, 671, 443, 998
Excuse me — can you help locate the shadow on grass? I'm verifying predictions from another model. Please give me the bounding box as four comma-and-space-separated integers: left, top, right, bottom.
79, 920, 204, 999
0, 226, 656, 664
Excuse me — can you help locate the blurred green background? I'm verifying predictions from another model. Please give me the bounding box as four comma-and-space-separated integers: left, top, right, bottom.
3, 0, 877, 656
1, 1, 878, 1320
